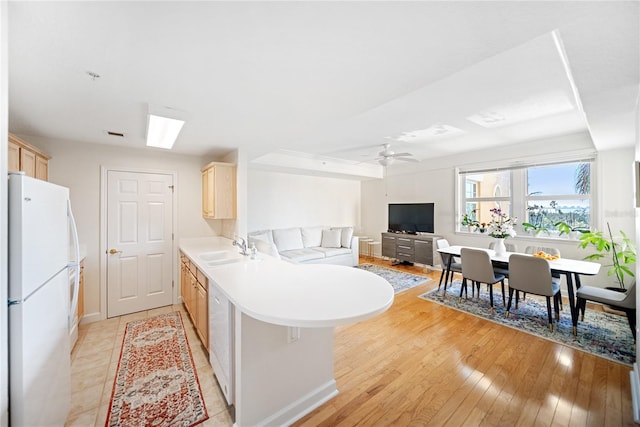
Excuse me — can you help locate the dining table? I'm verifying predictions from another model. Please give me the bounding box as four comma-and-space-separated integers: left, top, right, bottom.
437, 245, 601, 335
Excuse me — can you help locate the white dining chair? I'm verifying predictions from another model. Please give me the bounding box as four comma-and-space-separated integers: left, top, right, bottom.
460, 248, 506, 313
577, 281, 636, 340
524, 246, 563, 308
436, 239, 462, 295
507, 254, 562, 332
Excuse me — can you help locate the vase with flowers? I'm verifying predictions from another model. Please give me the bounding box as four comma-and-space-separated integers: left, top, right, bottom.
487, 208, 517, 255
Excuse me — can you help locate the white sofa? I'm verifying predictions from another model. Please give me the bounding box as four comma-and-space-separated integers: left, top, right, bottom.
248, 226, 359, 267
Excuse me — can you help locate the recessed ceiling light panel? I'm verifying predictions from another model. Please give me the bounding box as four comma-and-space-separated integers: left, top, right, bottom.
146, 104, 187, 150
395, 123, 465, 143
466, 92, 575, 128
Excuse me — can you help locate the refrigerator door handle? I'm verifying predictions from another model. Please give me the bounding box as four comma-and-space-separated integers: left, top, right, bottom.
67, 200, 80, 328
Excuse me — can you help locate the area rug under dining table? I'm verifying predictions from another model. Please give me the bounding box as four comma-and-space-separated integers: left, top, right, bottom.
420, 280, 635, 366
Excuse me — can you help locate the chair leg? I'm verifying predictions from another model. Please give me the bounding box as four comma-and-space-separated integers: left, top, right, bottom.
559, 289, 563, 311
546, 296, 554, 332
515, 290, 519, 310
489, 283, 494, 314
459, 278, 467, 301
553, 292, 560, 321
577, 297, 586, 321
443, 270, 452, 296
506, 288, 514, 317
500, 280, 506, 306
438, 269, 445, 291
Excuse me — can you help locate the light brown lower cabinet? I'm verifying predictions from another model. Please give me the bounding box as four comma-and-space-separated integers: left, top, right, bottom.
180, 252, 209, 350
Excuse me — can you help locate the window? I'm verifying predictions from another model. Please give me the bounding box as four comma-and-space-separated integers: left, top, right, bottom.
525, 162, 591, 234
459, 170, 512, 231
458, 160, 593, 236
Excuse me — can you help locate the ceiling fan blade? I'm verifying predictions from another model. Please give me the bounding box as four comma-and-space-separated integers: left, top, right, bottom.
391, 152, 413, 157
395, 157, 420, 163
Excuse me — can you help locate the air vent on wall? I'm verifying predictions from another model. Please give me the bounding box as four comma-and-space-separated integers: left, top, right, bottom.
105, 131, 125, 137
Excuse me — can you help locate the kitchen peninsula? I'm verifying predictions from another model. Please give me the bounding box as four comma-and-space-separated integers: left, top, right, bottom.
179, 237, 394, 426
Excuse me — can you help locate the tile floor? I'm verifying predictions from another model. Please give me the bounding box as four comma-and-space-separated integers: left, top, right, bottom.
65, 304, 234, 426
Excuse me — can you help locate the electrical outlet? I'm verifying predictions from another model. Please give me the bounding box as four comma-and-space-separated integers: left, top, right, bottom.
287, 326, 300, 343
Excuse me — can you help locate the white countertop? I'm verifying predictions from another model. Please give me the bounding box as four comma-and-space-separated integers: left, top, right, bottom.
179, 237, 394, 328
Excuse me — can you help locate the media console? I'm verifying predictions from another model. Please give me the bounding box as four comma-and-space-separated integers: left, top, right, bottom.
381, 232, 441, 266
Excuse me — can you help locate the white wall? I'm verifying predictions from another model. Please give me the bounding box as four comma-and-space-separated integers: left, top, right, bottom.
20, 136, 221, 321
361, 134, 636, 287
247, 169, 361, 232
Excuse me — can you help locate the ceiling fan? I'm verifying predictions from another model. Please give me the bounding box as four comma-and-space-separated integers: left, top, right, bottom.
375, 143, 419, 166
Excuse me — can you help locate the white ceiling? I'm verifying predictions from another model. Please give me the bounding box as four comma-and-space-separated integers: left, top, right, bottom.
7, 1, 640, 177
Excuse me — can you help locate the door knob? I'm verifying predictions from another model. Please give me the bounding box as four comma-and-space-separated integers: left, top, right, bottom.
108, 248, 122, 255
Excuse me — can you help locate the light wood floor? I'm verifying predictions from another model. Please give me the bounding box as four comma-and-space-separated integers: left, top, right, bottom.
294, 256, 635, 427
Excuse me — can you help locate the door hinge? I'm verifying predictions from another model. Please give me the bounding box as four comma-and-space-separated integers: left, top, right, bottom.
172, 280, 174, 289
169, 185, 174, 192
172, 233, 174, 241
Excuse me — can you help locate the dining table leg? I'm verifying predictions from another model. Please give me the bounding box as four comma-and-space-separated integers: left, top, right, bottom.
443, 255, 453, 295
564, 272, 578, 335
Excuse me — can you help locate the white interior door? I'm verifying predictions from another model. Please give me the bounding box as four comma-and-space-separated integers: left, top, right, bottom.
107, 170, 174, 318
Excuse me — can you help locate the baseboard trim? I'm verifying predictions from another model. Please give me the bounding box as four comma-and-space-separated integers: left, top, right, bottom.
260, 380, 338, 427
79, 312, 103, 325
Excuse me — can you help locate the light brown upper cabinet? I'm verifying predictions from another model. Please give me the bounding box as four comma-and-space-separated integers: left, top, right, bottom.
201, 161, 236, 219
9, 133, 50, 181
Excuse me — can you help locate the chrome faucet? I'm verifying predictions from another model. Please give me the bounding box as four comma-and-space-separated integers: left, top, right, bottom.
233, 237, 250, 255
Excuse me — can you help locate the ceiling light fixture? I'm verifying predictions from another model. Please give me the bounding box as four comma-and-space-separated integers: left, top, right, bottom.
146, 105, 186, 150
378, 157, 395, 167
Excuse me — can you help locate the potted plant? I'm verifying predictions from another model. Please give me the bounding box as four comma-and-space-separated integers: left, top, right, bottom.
554, 221, 588, 239
461, 212, 479, 232
522, 222, 550, 236
578, 223, 636, 290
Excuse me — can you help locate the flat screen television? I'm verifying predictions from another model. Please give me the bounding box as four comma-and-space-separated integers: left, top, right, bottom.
388, 203, 435, 234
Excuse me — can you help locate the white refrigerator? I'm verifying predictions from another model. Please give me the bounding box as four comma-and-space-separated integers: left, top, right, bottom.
7, 172, 80, 426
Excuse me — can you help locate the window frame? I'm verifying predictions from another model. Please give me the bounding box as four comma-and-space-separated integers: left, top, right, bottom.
456, 158, 595, 238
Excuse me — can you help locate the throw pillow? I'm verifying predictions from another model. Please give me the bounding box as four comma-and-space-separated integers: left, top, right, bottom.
272, 228, 304, 252
321, 229, 342, 248
250, 231, 273, 244
333, 226, 354, 248
301, 226, 323, 248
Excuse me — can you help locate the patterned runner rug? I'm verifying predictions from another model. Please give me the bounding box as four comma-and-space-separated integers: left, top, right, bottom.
105, 312, 208, 427
356, 264, 431, 293
420, 280, 635, 366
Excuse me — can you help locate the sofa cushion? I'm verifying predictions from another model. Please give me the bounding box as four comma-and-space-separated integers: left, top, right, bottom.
333, 226, 354, 248
312, 247, 351, 257
280, 248, 325, 263
321, 229, 342, 248
273, 228, 304, 252
249, 230, 273, 244
301, 226, 324, 248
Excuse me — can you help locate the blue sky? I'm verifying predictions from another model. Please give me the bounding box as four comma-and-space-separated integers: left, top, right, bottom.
528, 163, 582, 195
